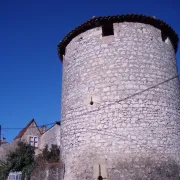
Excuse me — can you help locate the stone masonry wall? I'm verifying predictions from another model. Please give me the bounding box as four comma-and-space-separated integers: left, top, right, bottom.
21, 121, 41, 155
0, 140, 19, 161
30, 162, 64, 180
21, 121, 41, 142
39, 124, 60, 150
60, 22, 180, 180
0, 122, 41, 161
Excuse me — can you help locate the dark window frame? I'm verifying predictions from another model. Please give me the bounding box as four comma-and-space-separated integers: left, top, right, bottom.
161, 31, 168, 42
102, 23, 114, 37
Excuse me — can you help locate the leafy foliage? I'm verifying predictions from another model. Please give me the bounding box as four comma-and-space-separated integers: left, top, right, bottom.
42, 144, 60, 163
0, 141, 36, 180
0, 160, 10, 180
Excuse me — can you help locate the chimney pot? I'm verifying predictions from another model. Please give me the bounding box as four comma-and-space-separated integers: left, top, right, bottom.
40, 125, 46, 134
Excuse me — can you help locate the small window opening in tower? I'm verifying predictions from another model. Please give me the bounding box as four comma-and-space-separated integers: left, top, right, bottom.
63, 164, 65, 179
161, 31, 168, 42
102, 23, 114, 36
90, 97, 94, 105
98, 164, 103, 180
79, 37, 83, 41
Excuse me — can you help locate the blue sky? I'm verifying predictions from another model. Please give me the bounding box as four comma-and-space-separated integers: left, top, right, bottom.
0, 0, 179, 142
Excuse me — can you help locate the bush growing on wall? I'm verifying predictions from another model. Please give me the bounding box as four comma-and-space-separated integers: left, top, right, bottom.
41, 144, 60, 163
30, 145, 61, 180
0, 141, 36, 180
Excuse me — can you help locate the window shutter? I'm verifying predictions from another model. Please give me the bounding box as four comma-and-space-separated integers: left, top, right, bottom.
34, 137, 38, 147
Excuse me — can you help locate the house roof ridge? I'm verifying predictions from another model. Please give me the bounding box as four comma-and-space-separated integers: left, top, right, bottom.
41, 121, 61, 135
14, 118, 40, 140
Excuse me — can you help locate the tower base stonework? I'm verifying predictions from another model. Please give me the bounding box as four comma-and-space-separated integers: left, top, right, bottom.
61, 147, 180, 180
58, 14, 180, 180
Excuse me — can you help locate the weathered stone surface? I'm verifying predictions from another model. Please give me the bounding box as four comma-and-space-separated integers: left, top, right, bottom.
60, 22, 180, 179
30, 162, 64, 180
0, 140, 19, 161
39, 124, 60, 150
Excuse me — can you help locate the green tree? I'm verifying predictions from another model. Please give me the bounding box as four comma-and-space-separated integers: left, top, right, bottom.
0, 141, 36, 180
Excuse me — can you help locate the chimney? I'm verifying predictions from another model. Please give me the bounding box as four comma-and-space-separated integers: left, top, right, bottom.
40, 125, 46, 134
2, 137, 6, 144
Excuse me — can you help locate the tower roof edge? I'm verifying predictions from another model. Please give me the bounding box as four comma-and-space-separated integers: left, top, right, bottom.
57, 14, 179, 61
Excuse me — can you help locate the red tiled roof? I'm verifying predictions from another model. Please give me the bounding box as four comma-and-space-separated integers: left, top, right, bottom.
14, 119, 40, 140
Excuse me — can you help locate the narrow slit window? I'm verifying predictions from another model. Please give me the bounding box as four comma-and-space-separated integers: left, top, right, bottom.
161, 31, 168, 42
102, 23, 114, 36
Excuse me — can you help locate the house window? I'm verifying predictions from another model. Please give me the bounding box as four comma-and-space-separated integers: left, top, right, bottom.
29, 136, 38, 147
8, 172, 22, 180
102, 23, 114, 36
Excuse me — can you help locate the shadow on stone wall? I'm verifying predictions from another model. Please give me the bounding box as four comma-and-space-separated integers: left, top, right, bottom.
108, 157, 180, 180
30, 162, 64, 180
75, 155, 180, 180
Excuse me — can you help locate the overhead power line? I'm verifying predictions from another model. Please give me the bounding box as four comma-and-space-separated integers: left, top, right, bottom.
1, 74, 180, 130
109, 74, 180, 104
62, 74, 180, 120
2, 122, 56, 130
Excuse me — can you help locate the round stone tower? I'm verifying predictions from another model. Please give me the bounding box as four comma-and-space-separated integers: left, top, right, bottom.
58, 14, 180, 180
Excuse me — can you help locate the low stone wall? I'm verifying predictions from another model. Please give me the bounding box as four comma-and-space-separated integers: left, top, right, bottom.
30, 162, 64, 180
107, 156, 180, 180
0, 140, 19, 161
